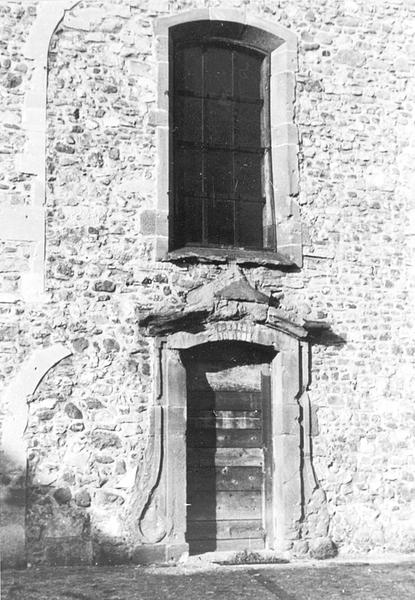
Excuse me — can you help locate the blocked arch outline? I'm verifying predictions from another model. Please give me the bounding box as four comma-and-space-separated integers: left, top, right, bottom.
154, 321, 310, 558
152, 9, 302, 266
0, 0, 80, 304
1, 344, 73, 567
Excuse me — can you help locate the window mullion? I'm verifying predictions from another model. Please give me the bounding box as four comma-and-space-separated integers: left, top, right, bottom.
231, 49, 238, 248
201, 47, 207, 246
262, 55, 274, 250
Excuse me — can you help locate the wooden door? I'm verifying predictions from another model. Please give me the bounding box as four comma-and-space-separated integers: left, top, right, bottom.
183, 342, 273, 554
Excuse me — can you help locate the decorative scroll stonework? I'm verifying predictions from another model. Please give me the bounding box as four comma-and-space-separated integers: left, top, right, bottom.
129, 406, 165, 544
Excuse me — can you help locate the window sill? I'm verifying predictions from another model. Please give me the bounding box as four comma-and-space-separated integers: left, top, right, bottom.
163, 246, 296, 268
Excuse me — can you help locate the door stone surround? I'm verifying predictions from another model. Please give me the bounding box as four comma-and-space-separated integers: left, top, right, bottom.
136, 320, 313, 561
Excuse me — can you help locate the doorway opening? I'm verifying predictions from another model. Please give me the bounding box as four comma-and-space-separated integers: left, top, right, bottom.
181, 341, 276, 554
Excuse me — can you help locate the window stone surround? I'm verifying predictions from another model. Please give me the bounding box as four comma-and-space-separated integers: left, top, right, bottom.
153, 9, 302, 267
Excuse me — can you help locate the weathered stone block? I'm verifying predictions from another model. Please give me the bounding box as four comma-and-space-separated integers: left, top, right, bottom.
309, 537, 337, 560
2, 72, 22, 88
55, 143, 75, 154
102, 84, 117, 94
335, 49, 365, 67
131, 544, 166, 565
140, 210, 156, 235
90, 431, 122, 450
70, 422, 85, 433
72, 338, 89, 353
75, 490, 91, 508
44, 537, 92, 566
53, 488, 72, 505
93, 542, 130, 565
102, 338, 120, 353
94, 280, 116, 292
64, 402, 83, 419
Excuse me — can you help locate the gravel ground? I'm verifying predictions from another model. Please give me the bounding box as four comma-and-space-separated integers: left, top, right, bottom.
2, 560, 415, 600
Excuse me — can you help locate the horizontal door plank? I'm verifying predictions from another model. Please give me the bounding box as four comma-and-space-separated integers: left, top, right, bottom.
189, 412, 261, 430
187, 447, 263, 467
189, 538, 265, 553
188, 391, 262, 411
189, 410, 261, 419
187, 491, 262, 521
187, 428, 263, 448
187, 466, 263, 491
187, 519, 265, 540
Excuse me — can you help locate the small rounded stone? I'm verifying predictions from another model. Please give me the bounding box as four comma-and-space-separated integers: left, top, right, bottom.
53, 487, 72, 505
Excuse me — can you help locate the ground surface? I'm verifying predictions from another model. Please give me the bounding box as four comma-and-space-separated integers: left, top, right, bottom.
3, 560, 415, 600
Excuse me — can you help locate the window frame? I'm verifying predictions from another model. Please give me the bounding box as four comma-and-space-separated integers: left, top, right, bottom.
171, 39, 273, 252
153, 11, 302, 267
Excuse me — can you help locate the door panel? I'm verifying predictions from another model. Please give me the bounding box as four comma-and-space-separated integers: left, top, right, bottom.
187, 429, 263, 448
188, 491, 262, 521
186, 519, 264, 540
190, 538, 265, 554
183, 342, 274, 554
187, 467, 263, 491
189, 410, 261, 429
187, 447, 264, 468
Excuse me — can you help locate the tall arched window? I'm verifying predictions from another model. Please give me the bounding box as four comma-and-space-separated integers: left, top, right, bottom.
153, 13, 301, 266
173, 41, 271, 250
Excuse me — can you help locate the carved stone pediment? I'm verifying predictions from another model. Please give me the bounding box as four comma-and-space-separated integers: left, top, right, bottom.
139, 266, 308, 339
186, 265, 269, 307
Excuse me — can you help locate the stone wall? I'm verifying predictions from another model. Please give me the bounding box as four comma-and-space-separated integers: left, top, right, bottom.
1, 0, 414, 566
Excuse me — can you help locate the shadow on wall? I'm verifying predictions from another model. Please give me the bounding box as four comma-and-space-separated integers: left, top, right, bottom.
1, 453, 27, 569
1, 450, 131, 568
305, 323, 347, 347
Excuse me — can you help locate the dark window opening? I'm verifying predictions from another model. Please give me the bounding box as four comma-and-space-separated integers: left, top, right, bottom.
172, 41, 272, 251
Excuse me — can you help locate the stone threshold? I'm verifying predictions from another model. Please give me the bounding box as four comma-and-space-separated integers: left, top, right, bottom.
178, 551, 415, 572
193, 550, 290, 566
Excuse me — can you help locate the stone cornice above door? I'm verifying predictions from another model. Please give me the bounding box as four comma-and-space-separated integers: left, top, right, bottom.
138, 266, 308, 340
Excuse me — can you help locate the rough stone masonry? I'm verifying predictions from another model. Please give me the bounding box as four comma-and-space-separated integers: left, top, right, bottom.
0, 0, 414, 568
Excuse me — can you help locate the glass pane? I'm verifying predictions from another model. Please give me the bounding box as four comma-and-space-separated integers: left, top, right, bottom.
234, 50, 262, 101
238, 202, 263, 248
207, 199, 234, 246
235, 103, 262, 149
235, 153, 262, 199
205, 99, 233, 147
206, 150, 233, 198
181, 196, 203, 245
205, 46, 233, 97
176, 148, 203, 195
175, 97, 202, 143
175, 46, 203, 94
